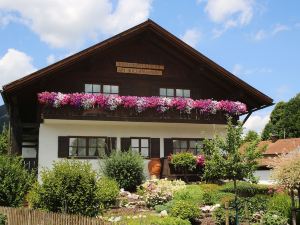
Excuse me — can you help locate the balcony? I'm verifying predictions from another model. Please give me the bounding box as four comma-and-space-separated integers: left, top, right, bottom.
38, 92, 246, 124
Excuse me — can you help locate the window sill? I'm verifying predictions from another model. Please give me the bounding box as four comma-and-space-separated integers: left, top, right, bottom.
67, 156, 103, 159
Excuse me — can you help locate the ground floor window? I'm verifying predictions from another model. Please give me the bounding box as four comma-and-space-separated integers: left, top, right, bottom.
130, 137, 150, 158
172, 139, 203, 155
69, 137, 107, 157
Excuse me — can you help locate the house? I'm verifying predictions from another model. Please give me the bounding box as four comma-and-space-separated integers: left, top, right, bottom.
255, 137, 300, 184
1, 20, 273, 176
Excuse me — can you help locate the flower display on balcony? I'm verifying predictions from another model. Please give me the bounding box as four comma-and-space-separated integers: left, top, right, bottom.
38, 92, 247, 115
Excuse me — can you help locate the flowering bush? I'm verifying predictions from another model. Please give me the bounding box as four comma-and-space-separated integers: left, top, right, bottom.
169, 153, 205, 172
140, 179, 186, 208
38, 92, 247, 115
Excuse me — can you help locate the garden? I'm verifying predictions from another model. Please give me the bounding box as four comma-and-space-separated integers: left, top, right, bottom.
0, 121, 300, 225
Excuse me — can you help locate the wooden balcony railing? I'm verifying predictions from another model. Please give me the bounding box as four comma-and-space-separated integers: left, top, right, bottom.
40, 106, 237, 124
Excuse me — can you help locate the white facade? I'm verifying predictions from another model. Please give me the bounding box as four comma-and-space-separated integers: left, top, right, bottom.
38, 119, 227, 175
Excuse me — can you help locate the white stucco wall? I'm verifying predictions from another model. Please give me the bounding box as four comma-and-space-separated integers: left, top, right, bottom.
254, 170, 273, 185
38, 119, 227, 176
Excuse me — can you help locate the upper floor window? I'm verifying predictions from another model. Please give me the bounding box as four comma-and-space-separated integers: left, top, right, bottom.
172, 139, 202, 155
84, 84, 119, 95
69, 137, 107, 157
85, 84, 101, 94
176, 89, 190, 98
131, 137, 150, 158
159, 88, 190, 98
103, 85, 119, 95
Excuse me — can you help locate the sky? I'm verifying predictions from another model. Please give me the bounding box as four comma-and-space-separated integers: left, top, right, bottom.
0, 0, 299, 133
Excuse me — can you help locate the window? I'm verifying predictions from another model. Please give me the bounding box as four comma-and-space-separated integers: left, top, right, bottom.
103, 85, 119, 95
159, 88, 190, 98
172, 139, 202, 155
131, 138, 150, 158
85, 84, 101, 94
176, 89, 190, 98
69, 137, 107, 157
85, 84, 119, 95
160, 88, 175, 97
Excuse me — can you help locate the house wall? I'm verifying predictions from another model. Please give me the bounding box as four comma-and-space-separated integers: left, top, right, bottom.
38, 119, 226, 177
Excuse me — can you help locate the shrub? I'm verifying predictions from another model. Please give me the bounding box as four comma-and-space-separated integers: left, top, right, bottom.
170, 200, 200, 221
267, 193, 291, 219
123, 214, 191, 225
103, 150, 145, 192
140, 179, 185, 208
96, 176, 119, 208
213, 207, 236, 225
220, 181, 269, 197
173, 185, 203, 205
0, 213, 6, 225
28, 160, 102, 216
261, 210, 289, 225
0, 155, 34, 207
170, 152, 196, 172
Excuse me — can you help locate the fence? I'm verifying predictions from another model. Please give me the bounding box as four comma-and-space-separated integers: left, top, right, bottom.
0, 207, 106, 225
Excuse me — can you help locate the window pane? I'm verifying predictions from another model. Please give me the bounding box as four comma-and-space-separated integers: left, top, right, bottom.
176, 89, 183, 97
97, 147, 106, 158
77, 138, 86, 147
111, 85, 119, 94
190, 140, 197, 148
69, 138, 77, 147
89, 147, 97, 156
97, 138, 106, 148
167, 88, 174, 97
89, 138, 97, 147
69, 147, 77, 156
173, 140, 180, 148
103, 85, 110, 93
85, 84, 93, 93
141, 139, 149, 147
141, 148, 149, 157
93, 85, 101, 93
78, 147, 86, 156
131, 139, 139, 147
160, 88, 166, 96
174, 148, 181, 154
180, 140, 187, 149
131, 147, 139, 154
183, 89, 190, 98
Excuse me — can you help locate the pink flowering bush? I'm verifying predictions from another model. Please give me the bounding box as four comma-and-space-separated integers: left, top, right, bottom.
139, 179, 186, 208
38, 92, 247, 115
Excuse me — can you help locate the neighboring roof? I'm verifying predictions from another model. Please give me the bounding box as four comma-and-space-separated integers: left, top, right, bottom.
260, 138, 300, 155
258, 138, 300, 167
1, 19, 273, 109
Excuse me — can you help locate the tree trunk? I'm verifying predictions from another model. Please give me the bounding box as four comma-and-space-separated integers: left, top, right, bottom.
234, 179, 239, 225
291, 189, 297, 225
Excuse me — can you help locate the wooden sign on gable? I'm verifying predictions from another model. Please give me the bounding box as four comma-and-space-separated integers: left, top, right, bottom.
116, 61, 164, 76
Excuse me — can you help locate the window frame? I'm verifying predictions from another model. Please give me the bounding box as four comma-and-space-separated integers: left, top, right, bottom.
68, 136, 109, 159
172, 138, 203, 155
159, 88, 191, 98
84, 83, 119, 95
130, 137, 151, 158
84, 84, 101, 94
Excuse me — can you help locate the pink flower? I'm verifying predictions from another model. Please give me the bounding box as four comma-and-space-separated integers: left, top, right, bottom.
195, 155, 205, 167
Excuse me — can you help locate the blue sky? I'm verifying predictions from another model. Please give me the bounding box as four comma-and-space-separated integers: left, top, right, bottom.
0, 0, 299, 132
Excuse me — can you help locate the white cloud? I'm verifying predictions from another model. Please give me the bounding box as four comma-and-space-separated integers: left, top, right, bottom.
181, 28, 201, 47
204, 0, 254, 36
252, 24, 290, 41
243, 113, 270, 133
0, 49, 36, 88
46, 54, 56, 65
232, 64, 272, 76
0, 0, 152, 48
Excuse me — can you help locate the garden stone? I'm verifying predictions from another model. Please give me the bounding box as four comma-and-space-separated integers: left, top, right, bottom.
160, 210, 168, 217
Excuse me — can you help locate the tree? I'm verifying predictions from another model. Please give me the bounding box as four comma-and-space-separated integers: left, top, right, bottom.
203, 118, 263, 224
271, 152, 300, 225
262, 93, 300, 140
243, 130, 260, 143
0, 126, 9, 155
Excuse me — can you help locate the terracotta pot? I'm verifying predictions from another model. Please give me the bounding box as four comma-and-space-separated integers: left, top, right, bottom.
148, 158, 162, 178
